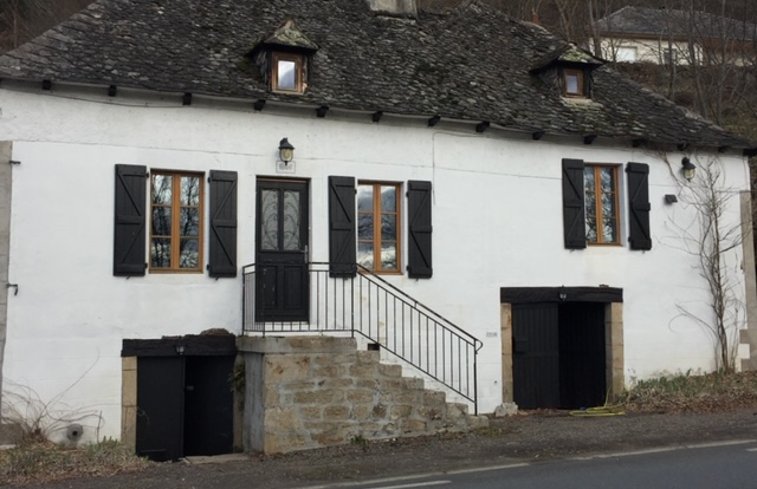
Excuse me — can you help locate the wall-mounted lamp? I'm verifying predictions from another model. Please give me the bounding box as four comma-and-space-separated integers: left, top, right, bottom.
558, 286, 567, 302
279, 138, 295, 165
175, 344, 185, 356
681, 157, 696, 181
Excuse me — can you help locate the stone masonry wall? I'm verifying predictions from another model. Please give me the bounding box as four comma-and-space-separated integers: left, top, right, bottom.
238, 336, 486, 454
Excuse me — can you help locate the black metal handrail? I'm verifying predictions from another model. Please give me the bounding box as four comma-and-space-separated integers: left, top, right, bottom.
242, 262, 482, 414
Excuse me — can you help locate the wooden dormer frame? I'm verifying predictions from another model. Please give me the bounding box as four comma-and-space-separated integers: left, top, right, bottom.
562, 68, 586, 98
271, 51, 305, 94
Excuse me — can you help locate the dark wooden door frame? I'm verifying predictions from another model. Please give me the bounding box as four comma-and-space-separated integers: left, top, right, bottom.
500, 286, 624, 408
255, 178, 310, 322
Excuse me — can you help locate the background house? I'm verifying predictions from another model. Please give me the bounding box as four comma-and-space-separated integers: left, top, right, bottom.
594, 6, 757, 65
0, 0, 755, 456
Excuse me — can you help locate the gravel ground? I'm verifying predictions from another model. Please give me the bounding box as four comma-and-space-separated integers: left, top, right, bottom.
19, 407, 757, 489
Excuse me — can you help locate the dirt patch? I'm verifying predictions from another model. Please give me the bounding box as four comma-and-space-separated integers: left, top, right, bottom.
15, 406, 757, 489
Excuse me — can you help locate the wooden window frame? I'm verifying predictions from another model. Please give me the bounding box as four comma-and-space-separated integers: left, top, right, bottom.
271, 52, 304, 94
562, 68, 586, 98
585, 164, 621, 246
150, 170, 205, 273
358, 181, 402, 274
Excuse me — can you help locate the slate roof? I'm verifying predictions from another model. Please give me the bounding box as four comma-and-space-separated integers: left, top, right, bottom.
596, 6, 757, 41
0, 0, 752, 150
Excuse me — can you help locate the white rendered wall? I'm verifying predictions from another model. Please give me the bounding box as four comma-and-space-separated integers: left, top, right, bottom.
0, 86, 750, 441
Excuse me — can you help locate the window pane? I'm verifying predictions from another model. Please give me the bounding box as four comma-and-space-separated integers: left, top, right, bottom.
358, 241, 374, 269
565, 73, 580, 94
180, 176, 200, 206
381, 186, 396, 212
584, 168, 597, 243
179, 239, 199, 268
358, 213, 374, 241
381, 242, 397, 270
152, 207, 171, 236
278, 60, 296, 90
357, 185, 373, 212
283, 191, 301, 251
151, 238, 171, 268
152, 175, 172, 205
381, 214, 396, 241
600, 167, 617, 243
180, 207, 200, 237
261, 190, 279, 251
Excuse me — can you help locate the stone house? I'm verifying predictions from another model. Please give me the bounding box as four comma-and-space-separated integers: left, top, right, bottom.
0, 0, 755, 457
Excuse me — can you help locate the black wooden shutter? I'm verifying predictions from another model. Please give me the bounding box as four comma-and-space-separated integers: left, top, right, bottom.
114, 164, 147, 276
626, 162, 652, 250
562, 158, 586, 249
328, 176, 356, 277
407, 180, 433, 279
208, 170, 238, 277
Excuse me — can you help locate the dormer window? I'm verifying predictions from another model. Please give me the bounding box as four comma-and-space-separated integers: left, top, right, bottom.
562, 68, 585, 97
272, 52, 304, 93
248, 19, 318, 97
530, 44, 604, 102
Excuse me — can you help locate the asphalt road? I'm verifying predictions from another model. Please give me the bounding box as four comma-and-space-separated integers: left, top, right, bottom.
293, 440, 757, 489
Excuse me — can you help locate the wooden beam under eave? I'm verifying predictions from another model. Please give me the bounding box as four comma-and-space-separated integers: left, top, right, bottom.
427, 115, 441, 127
372, 111, 383, 123
583, 134, 597, 145
475, 121, 490, 133
316, 105, 329, 118
108, 85, 117, 97
182, 92, 193, 106
253, 99, 266, 111
532, 130, 545, 140
632, 138, 647, 148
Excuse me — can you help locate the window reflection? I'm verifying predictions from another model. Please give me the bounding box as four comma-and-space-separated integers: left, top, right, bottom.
584, 165, 619, 244
358, 182, 400, 273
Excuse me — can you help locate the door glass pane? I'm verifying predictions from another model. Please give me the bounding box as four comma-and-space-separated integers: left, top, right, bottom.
283, 191, 301, 251
381, 186, 396, 212
151, 238, 171, 268
179, 239, 199, 268
277, 60, 297, 90
600, 167, 617, 242
152, 207, 171, 236
180, 208, 200, 237
358, 241, 374, 269
381, 242, 397, 270
261, 190, 279, 250
357, 185, 373, 212
584, 168, 597, 242
151, 175, 172, 205
381, 214, 396, 241
180, 176, 200, 206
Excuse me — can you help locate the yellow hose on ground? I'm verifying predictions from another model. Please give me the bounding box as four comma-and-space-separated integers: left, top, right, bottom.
568, 405, 626, 417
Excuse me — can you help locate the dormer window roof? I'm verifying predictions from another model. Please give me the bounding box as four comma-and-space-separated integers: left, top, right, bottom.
531, 44, 604, 100
250, 19, 318, 95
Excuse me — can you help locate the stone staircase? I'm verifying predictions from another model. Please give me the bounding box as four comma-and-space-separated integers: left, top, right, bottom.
238, 336, 489, 454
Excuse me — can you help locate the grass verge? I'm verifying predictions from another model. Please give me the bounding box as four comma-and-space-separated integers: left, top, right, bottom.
620, 370, 757, 413
0, 438, 150, 486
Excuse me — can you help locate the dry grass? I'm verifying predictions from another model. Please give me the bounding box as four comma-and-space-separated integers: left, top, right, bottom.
621, 371, 757, 413
0, 439, 150, 486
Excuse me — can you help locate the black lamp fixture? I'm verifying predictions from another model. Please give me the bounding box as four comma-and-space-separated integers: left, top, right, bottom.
681, 157, 696, 181
279, 137, 295, 164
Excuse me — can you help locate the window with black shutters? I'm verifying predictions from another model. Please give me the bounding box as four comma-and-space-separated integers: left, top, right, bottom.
357, 182, 401, 274
150, 171, 204, 272
584, 164, 621, 245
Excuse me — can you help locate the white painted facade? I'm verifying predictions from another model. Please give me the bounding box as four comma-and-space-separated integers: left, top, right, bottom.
598, 37, 700, 65
0, 82, 752, 442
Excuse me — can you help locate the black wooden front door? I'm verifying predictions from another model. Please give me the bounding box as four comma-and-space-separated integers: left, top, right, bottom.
255, 180, 310, 322
512, 303, 561, 409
